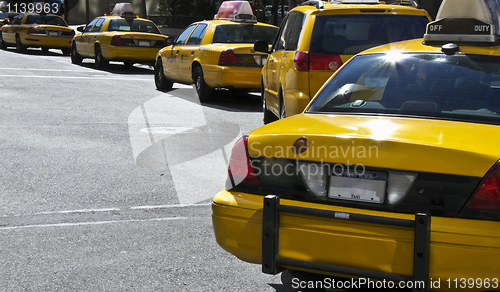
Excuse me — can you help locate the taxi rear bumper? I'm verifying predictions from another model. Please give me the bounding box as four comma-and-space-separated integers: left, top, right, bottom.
203, 64, 262, 90
212, 190, 500, 291
101, 45, 161, 63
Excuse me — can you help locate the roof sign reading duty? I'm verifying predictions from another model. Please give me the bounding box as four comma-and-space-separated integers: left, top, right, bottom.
424, 0, 500, 43
215, 1, 256, 22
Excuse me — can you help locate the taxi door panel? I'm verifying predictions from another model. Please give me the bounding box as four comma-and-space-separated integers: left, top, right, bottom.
163, 46, 179, 80
167, 24, 197, 82
78, 18, 99, 57
267, 51, 283, 112
5, 14, 23, 43
177, 44, 196, 82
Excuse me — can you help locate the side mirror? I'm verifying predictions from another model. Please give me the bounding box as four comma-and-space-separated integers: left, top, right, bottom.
164, 37, 174, 46
77, 26, 85, 33
254, 40, 270, 54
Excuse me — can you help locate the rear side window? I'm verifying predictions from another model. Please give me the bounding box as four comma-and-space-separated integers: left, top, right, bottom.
310, 14, 429, 55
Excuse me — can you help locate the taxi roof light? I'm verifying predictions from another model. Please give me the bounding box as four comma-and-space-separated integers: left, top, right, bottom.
424, 0, 500, 43
111, 2, 137, 18
215, 1, 257, 23
330, 0, 380, 4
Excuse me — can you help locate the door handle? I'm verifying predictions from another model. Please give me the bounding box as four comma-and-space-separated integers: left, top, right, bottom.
176, 50, 179, 54
191, 51, 195, 55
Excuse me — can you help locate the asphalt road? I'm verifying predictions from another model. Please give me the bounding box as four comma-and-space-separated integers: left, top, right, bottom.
0, 47, 297, 291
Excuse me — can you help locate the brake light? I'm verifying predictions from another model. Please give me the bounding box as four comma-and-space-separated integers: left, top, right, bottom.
294, 51, 309, 72
70, 30, 75, 37
219, 49, 239, 66
27, 27, 37, 35
310, 53, 342, 71
226, 136, 259, 188
111, 35, 123, 46
465, 161, 500, 211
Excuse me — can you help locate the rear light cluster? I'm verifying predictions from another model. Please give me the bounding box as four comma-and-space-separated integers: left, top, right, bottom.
111, 35, 124, 46
219, 49, 240, 66
294, 51, 342, 72
226, 136, 259, 189
27, 27, 45, 35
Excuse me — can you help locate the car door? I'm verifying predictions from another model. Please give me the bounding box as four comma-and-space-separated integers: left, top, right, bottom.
179, 23, 208, 82
77, 18, 98, 57
163, 24, 196, 81
87, 17, 105, 57
4, 14, 23, 43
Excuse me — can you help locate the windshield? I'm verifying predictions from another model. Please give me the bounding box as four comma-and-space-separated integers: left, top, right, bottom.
213, 24, 278, 44
25, 15, 67, 26
308, 53, 500, 124
108, 19, 161, 34
311, 15, 429, 55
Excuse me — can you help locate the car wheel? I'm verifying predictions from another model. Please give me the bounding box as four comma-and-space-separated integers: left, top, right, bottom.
61, 48, 71, 56
94, 45, 108, 69
0, 33, 7, 50
154, 58, 173, 91
15, 34, 25, 53
41, 47, 49, 53
280, 92, 286, 119
262, 80, 277, 124
71, 43, 82, 65
123, 61, 134, 69
193, 66, 213, 103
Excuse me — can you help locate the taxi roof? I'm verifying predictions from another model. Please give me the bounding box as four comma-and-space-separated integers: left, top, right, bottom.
293, 1, 429, 16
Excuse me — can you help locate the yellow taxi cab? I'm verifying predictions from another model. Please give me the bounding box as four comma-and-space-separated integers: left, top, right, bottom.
0, 12, 74, 54
154, 1, 278, 102
212, 0, 500, 290
71, 3, 168, 69
253, 0, 431, 123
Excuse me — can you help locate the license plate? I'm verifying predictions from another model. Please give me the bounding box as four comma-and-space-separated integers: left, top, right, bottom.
48, 31, 59, 37
138, 40, 150, 47
328, 170, 386, 203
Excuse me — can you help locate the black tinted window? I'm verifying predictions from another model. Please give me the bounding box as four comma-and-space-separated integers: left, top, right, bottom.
213, 24, 277, 44
310, 15, 428, 55
308, 53, 500, 124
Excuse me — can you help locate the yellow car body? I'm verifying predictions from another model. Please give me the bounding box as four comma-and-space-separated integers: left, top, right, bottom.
71, 15, 167, 69
258, 1, 431, 123
0, 13, 74, 54
212, 1, 500, 289
154, 19, 278, 102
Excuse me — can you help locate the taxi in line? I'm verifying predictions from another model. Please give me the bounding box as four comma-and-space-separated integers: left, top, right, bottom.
213, 0, 500, 290
71, 3, 168, 69
154, 1, 278, 102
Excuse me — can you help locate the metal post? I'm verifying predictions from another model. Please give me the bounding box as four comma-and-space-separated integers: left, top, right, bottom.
262, 195, 280, 274
413, 213, 431, 292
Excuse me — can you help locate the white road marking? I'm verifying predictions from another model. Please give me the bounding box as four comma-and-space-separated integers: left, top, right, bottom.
0, 74, 151, 81
130, 203, 211, 210
0, 216, 191, 230
34, 208, 120, 216
0, 68, 94, 72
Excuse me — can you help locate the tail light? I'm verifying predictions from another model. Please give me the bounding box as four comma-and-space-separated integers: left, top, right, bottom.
27, 27, 37, 35
294, 51, 309, 72
460, 160, 500, 220
111, 35, 124, 46
219, 49, 240, 66
226, 136, 259, 189
294, 51, 343, 72
70, 30, 75, 37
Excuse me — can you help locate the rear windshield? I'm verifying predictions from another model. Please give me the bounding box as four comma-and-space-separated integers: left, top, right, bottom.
213, 24, 278, 44
311, 15, 428, 55
308, 53, 500, 125
108, 19, 161, 34
25, 15, 67, 26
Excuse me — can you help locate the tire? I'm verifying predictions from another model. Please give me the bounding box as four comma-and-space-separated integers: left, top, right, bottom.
154, 58, 173, 91
262, 80, 277, 124
0, 33, 7, 50
61, 48, 71, 56
41, 47, 49, 53
193, 66, 213, 103
94, 45, 108, 69
15, 34, 25, 53
71, 43, 82, 65
123, 61, 134, 69
280, 92, 287, 120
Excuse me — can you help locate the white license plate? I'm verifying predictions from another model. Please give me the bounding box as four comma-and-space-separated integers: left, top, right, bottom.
48, 31, 59, 37
138, 40, 150, 47
328, 170, 386, 203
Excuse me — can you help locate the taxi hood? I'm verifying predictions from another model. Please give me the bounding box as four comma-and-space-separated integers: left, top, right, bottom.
246, 114, 500, 178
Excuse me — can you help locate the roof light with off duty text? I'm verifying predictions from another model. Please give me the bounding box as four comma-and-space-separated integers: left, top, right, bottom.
215, 1, 257, 23
424, 0, 500, 43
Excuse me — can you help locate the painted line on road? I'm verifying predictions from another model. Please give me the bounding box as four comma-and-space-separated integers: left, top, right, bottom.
34, 208, 121, 216
130, 203, 212, 210
0, 68, 96, 72
0, 74, 151, 81
0, 216, 192, 230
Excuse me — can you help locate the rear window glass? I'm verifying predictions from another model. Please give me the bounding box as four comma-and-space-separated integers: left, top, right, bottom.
310, 15, 428, 55
25, 15, 67, 26
108, 19, 160, 34
308, 53, 500, 125
213, 24, 278, 44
